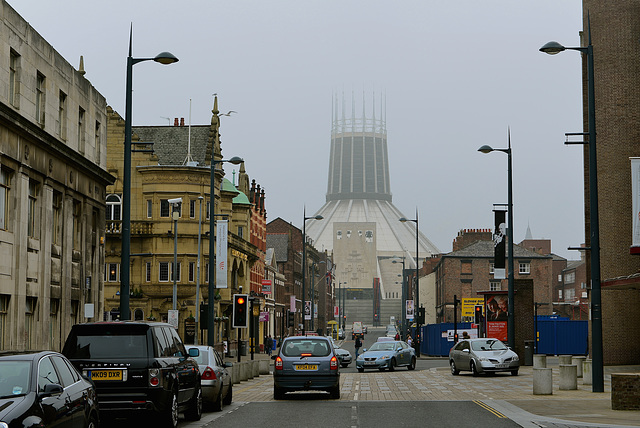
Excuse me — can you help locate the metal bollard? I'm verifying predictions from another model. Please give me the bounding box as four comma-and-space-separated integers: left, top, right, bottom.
559, 364, 578, 390
533, 354, 547, 368
533, 367, 553, 395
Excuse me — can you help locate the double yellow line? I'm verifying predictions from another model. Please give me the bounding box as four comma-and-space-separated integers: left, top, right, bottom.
474, 400, 507, 418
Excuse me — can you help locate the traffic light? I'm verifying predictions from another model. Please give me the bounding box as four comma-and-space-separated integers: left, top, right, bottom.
232, 294, 248, 328
474, 305, 483, 324
287, 310, 294, 327
418, 307, 425, 324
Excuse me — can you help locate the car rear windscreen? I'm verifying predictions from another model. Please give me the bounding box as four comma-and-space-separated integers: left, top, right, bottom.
65, 329, 148, 359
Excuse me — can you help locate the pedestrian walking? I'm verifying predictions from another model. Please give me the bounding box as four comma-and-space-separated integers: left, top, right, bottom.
355, 335, 363, 358
266, 335, 273, 356
407, 335, 413, 347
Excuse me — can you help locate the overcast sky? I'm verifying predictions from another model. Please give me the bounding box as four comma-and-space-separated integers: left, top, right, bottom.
13, 0, 585, 259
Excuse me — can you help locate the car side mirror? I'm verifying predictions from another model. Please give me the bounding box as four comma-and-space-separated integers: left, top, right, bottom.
39, 383, 63, 399
363, 348, 367, 352
224, 362, 233, 368
188, 348, 200, 357
462, 349, 470, 353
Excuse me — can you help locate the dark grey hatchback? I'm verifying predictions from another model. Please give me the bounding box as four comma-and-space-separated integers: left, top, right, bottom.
62, 321, 201, 428
272, 336, 340, 400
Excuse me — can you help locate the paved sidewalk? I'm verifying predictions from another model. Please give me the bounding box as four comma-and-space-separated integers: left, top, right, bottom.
230, 354, 640, 427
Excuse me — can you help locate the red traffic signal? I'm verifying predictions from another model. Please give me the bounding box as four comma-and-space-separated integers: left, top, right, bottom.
474, 305, 483, 324
233, 294, 248, 328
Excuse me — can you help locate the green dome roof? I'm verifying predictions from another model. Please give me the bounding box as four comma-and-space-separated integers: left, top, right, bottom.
221, 178, 239, 195
233, 190, 251, 206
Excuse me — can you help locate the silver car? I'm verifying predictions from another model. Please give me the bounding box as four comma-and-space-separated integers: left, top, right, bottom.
273, 336, 340, 399
449, 338, 519, 376
356, 340, 416, 372
328, 337, 352, 367
187, 345, 233, 410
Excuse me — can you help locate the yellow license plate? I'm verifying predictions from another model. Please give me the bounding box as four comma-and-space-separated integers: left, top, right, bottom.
295, 364, 318, 371
89, 369, 123, 381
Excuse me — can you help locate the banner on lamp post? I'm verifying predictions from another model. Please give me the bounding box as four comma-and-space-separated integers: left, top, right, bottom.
631, 158, 640, 254
304, 301, 311, 320
406, 300, 414, 319
216, 220, 228, 288
493, 208, 507, 279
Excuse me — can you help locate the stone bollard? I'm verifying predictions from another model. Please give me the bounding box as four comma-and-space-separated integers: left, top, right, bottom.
558, 355, 573, 365
559, 364, 578, 390
533, 367, 553, 395
240, 361, 249, 381
533, 354, 547, 368
252, 360, 260, 378
231, 364, 239, 384
259, 359, 270, 375
582, 359, 592, 385
572, 356, 586, 378
246, 361, 255, 379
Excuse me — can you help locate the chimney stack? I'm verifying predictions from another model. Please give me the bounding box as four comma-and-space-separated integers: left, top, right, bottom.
180, 118, 185, 126
174, 118, 179, 126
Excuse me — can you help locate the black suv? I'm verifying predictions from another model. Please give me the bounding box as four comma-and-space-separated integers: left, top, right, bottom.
62, 321, 202, 427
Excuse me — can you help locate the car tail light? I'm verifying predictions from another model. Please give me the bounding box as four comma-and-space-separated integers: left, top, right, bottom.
301, 353, 312, 357
149, 368, 160, 387
202, 367, 217, 380
330, 356, 338, 370
275, 356, 283, 370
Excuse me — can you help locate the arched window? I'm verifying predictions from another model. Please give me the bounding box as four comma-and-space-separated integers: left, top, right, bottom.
134, 309, 144, 321
106, 194, 121, 221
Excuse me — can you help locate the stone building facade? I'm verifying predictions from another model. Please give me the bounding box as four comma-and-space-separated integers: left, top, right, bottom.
0, 1, 113, 350
104, 97, 262, 354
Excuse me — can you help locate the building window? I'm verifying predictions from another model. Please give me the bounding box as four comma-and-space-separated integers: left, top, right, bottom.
58, 91, 67, 140
336, 230, 342, 240
206, 201, 210, 220
9, 50, 20, 108
0, 167, 10, 230
134, 309, 144, 321
160, 200, 170, 218
489, 263, 494, 274
565, 288, 575, 301
70, 300, 78, 325
159, 262, 170, 282
147, 200, 152, 218
237, 226, 244, 238
26, 297, 37, 349
106, 194, 122, 221
519, 262, 531, 274
558, 289, 563, 300
95, 121, 101, 164
28, 181, 38, 238
145, 262, 151, 282
189, 262, 195, 282
490, 281, 501, 291
73, 201, 81, 250
52, 191, 62, 245
36, 72, 46, 125
106, 263, 119, 282
190, 200, 196, 218
205, 263, 209, 283
78, 107, 86, 153
0, 295, 9, 349
564, 271, 575, 284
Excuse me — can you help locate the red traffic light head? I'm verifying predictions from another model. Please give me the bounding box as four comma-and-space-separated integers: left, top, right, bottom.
237, 297, 245, 305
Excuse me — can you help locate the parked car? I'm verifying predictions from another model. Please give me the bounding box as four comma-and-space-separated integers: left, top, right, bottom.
272, 336, 340, 399
449, 338, 520, 376
62, 321, 202, 428
328, 337, 352, 367
186, 345, 232, 411
338, 328, 345, 340
0, 350, 99, 428
362, 325, 368, 334
356, 340, 416, 372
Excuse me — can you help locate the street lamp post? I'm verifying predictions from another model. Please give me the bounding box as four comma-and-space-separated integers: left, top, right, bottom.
170, 199, 182, 310
400, 211, 420, 357
195, 196, 204, 344
301, 209, 323, 336
392, 256, 406, 339
478, 136, 515, 350
120, 29, 178, 321
540, 19, 604, 392
207, 156, 244, 347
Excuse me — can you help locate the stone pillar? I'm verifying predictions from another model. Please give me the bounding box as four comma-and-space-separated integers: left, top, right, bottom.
533, 367, 553, 395
533, 354, 547, 368
572, 356, 587, 378
559, 364, 578, 390
582, 359, 592, 385
558, 355, 572, 365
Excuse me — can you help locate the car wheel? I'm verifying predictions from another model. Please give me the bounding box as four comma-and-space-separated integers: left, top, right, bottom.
274, 385, 285, 400
223, 383, 233, 405
408, 357, 416, 371
341, 363, 349, 368
184, 385, 202, 421
329, 384, 340, 399
450, 360, 460, 375
160, 390, 179, 428
212, 385, 223, 411
471, 361, 479, 377
511, 369, 519, 376
357, 367, 364, 373
388, 358, 396, 371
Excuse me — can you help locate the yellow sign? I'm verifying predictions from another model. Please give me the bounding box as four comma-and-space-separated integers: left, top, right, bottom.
462, 298, 484, 317
231, 249, 248, 261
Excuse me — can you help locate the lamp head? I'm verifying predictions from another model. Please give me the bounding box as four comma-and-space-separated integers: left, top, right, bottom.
314, 215, 324, 220
478, 145, 494, 154
399, 217, 408, 223
227, 156, 244, 165
154, 52, 179, 65
539, 41, 566, 55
